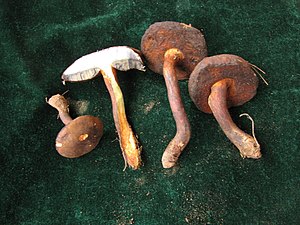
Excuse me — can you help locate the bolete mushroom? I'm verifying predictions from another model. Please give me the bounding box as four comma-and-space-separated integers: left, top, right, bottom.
188, 54, 262, 159
47, 94, 103, 158
141, 21, 207, 168
61, 46, 145, 170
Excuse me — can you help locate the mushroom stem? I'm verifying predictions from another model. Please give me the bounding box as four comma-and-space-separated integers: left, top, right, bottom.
161, 49, 191, 168
47, 94, 73, 125
208, 79, 261, 159
102, 67, 141, 170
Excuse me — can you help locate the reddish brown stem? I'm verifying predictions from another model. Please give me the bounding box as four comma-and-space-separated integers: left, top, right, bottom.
208, 79, 261, 159
161, 49, 191, 168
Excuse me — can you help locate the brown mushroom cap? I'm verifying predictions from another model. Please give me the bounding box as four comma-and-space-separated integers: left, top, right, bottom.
55, 115, 103, 158
189, 54, 259, 113
141, 21, 207, 80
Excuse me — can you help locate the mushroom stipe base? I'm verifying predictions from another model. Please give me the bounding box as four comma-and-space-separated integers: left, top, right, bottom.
189, 54, 262, 159
141, 21, 207, 168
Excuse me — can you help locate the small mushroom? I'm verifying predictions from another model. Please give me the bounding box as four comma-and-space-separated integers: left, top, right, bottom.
61, 46, 145, 170
47, 94, 103, 158
188, 54, 262, 159
141, 21, 207, 168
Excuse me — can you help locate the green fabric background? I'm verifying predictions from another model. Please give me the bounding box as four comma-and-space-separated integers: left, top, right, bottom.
1, 0, 299, 224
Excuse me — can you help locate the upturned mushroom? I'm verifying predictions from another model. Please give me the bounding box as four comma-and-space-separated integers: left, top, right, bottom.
61, 46, 145, 170
47, 94, 103, 158
188, 54, 262, 159
141, 21, 207, 168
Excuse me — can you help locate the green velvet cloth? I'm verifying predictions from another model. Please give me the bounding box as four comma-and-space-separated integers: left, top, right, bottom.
1, 0, 299, 224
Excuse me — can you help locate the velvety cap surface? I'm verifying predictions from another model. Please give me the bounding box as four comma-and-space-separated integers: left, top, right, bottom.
141, 21, 207, 80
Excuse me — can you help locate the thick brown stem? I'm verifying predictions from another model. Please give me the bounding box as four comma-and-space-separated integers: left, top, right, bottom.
208, 79, 261, 159
47, 94, 73, 125
161, 48, 191, 168
102, 67, 141, 170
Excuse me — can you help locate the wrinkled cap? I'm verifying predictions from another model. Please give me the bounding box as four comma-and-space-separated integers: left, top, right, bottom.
55, 115, 103, 158
61, 46, 145, 82
141, 21, 207, 80
189, 54, 259, 113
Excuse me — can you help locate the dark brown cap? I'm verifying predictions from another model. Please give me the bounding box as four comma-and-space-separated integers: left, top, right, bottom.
189, 54, 259, 113
141, 21, 207, 80
55, 115, 103, 158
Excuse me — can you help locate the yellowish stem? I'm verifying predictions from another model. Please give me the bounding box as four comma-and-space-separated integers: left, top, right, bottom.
102, 67, 141, 170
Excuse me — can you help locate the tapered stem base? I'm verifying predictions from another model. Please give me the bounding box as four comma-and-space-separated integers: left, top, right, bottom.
208, 79, 261, 159
161, 49, 191, 168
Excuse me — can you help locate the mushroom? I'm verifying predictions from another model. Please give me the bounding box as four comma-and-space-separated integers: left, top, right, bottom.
141, 21, 207, 168
61, 46, 145, 170
188, 54, 262, 159
47, 94, 103, 158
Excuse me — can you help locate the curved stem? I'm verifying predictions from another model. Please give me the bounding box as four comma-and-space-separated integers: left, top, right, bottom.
47, 94, 73, 125
102, 67, 141, 170
208, 79, 261, 159
161, 48, 191, 168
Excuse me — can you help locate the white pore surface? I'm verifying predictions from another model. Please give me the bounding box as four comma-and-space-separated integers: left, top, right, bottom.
63, 46, 143, 75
